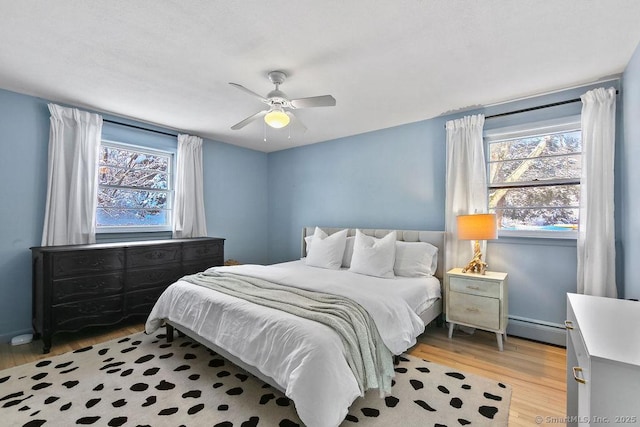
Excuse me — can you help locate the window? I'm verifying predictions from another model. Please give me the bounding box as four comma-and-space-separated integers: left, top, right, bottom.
97, 141, 173, 232
486, 116, 581, 238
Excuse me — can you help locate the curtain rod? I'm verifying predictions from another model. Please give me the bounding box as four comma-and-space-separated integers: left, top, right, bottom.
444, 89, 619, 126
485, 89, 619, 120
103, 119, 178, 137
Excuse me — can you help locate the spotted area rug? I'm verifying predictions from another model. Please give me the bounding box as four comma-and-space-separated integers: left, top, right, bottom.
0, 331, 511, 426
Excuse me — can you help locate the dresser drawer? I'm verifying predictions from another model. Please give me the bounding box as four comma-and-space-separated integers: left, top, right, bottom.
183, 241, 223, 262
449, 276, 500, 298
125, 265, 183, 291
53, 295, 124, 332
125, 287, 166, 316
51, 249, 124, 278
127, 244, 181, 268
53, 273, 124, 304
448, 291, 500, 330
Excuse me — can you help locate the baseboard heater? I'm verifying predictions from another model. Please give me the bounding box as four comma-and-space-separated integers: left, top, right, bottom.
507, 315, 566, 347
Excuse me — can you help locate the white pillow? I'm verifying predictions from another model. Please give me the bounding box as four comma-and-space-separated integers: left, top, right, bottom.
304, 235, 313, 255
305, 227, 348, 270
341, 236, 356, 268
349, 230, 397, 278
394, 241, 439, 277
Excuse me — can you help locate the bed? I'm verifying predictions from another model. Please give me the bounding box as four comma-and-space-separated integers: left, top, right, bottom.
145, 227, 445, 427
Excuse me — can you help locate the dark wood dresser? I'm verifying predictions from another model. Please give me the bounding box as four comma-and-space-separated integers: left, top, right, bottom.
31, 237, 224, 353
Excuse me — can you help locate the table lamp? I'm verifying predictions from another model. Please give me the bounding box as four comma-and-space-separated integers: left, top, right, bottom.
457, 213, 497, 275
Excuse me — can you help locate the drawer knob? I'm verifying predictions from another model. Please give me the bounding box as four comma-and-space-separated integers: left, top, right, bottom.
564, 320, 574, 330
572, 366, 586, 384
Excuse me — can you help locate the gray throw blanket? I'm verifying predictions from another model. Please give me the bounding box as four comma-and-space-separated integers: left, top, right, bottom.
181, 270, 394, 395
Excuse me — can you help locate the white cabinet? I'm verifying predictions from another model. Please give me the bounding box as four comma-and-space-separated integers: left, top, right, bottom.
566, 293, 640, 426
446, 268, 508, 351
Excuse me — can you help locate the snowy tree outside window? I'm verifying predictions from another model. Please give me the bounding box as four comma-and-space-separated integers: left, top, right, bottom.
96, 141, 173, 231
486, 116, 581, 238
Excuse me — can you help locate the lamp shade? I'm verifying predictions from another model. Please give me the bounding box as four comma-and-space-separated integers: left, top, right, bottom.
457, 213, 497, 240
264, 108, 290, 129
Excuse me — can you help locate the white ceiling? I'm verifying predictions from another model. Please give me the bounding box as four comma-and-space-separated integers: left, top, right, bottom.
1, 1, 639, 153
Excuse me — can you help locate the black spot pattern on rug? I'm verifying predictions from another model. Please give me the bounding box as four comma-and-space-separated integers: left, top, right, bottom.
0, 332, 511, 426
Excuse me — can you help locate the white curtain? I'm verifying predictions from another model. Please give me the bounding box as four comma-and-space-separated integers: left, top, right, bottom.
577, 87, 617, 298
445, 114, 487, 271
41, 104, 102, 246
173, 134, 207, 238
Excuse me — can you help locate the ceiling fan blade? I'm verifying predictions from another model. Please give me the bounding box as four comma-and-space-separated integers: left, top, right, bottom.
229, 83, 269, 104
286, 111, 307, 132
290, 95, 336, 109
231, 110, 267, 130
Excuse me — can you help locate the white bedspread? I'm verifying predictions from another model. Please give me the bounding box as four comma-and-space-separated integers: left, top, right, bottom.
145, 260, 440, 427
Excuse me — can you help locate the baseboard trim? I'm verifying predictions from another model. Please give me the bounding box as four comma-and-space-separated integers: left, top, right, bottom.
507, 315, 566, 347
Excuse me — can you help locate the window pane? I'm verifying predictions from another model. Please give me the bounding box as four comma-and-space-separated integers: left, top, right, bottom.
490, 184, 580, 208
486, 123, 581, 236
492, 207, 578, 231
97, 142, 172, 231
489, 184, 579, 230
98, 188, 167, 209
489, 130, 581, 162
490, 154, 581, 184
100, 146, 169, 171
97, 208, 168, 227
98, 166, 168, 190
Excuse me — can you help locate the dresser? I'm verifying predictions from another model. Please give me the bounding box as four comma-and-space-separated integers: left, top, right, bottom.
31, 237, 224, 353
445, 268, 508, 351
566, 293, 640, 426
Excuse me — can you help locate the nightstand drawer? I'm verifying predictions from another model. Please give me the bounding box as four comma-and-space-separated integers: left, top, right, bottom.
449, 276, 500, 298
448, 291, 500, 330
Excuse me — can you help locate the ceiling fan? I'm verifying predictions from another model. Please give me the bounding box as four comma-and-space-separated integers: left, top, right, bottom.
229, 71, 336, 131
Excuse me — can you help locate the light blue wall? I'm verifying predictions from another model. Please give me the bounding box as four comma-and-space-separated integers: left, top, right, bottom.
267, 80, 624, 341
267, 119, 447, 263
0, 88, 268, 342
0, 90, 49, 343
622, 41, 640, 300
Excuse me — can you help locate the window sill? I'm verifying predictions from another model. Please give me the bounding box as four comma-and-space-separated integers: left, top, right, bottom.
96, 230, 173, 244
492, 231, 577, 247
498, 229, 577, 240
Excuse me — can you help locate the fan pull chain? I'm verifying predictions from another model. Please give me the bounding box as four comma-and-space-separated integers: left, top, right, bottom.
263, 120, 267, 142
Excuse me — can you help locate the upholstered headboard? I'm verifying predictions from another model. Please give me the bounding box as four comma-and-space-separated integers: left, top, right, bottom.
302, 227, 446, 280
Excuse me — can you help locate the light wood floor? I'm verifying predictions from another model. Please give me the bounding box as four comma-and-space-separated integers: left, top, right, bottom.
413, 324, 567, 426
0, 322, 566, 426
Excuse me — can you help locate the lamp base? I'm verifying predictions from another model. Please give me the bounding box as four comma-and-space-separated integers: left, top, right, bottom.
461, 240, 488, 275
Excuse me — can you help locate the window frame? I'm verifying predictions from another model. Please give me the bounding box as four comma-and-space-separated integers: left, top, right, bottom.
96, 139, 175, 233
485, 115, 582, 239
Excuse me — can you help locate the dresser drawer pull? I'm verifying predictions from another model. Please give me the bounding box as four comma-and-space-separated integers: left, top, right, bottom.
466, 285, 481, 290
572, 366, 586, 384
465, 307, 480, 313
565, 320, 574, 330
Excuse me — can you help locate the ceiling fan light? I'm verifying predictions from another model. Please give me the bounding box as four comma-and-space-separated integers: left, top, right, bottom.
264, 109, 290, 129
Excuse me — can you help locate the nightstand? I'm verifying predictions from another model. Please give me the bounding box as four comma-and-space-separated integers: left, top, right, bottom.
445, 268, 508, 351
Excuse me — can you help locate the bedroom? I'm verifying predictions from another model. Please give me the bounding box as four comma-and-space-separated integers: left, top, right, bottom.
1, 1, 640, 426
